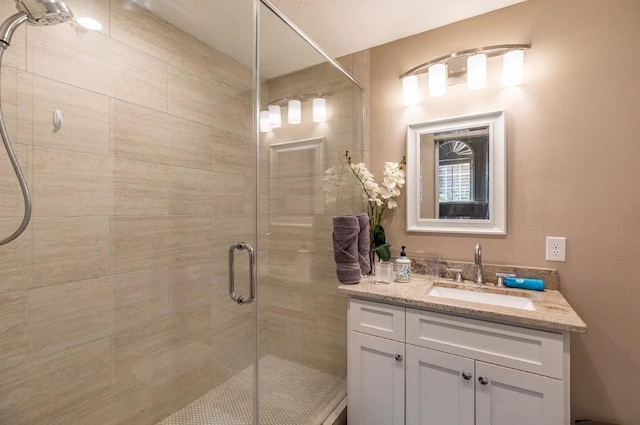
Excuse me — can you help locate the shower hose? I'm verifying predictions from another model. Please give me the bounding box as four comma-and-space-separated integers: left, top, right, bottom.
0, 46, 32, 245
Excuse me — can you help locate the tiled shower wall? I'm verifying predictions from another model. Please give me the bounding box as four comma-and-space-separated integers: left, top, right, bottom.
0, 0, 255, 424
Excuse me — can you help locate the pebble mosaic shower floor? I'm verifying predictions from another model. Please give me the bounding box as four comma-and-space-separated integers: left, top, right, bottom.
156, 355, 344, 425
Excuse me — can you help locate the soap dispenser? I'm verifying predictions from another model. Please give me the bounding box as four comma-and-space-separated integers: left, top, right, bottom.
394, 246, 411, 283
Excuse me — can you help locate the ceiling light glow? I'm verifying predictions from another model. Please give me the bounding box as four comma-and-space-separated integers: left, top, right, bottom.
76, 17, 103, 31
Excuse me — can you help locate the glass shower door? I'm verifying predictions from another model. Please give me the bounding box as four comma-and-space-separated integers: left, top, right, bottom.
256, 1, 364, 424
147, 0, 260, 422
0, 0, 363, 422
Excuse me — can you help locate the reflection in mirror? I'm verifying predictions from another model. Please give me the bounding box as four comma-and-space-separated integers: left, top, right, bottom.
426, 126, 489, 219
269, 137, 325, 226
407, 110, 506, 234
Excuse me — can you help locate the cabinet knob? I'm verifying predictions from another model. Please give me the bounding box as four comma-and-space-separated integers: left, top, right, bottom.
461, 370, 472, 380
478, 376, 489, 385
394, 354, 403, 362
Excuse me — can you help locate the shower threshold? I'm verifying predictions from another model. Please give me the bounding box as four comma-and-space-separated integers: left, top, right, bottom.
157, 355, 346, 425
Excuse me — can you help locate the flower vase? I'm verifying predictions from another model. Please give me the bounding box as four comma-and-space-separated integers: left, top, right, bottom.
375, 261, 394, 284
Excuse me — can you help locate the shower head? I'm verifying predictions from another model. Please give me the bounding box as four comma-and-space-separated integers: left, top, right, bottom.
15, 0, 73, 26
0, 0, 73, 47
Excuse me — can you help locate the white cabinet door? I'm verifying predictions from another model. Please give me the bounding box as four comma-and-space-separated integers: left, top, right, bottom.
475, 361, 565, 425
348, 331, 405, 425
406, 345, 475, 425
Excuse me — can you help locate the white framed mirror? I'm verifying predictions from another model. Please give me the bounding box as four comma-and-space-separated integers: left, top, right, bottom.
406, 110, 506, 234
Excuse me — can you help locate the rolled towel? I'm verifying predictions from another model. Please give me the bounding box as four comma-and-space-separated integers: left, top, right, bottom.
356, 213, 371, 275
332, 215, 361, 284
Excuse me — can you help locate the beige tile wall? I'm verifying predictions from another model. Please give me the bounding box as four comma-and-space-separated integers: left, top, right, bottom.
0, 0, 256, 423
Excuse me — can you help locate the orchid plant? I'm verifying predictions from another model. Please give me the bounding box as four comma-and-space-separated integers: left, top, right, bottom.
345, 150, 406, 261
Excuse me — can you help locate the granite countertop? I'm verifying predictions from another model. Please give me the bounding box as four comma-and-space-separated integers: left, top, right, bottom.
338, 275, 587, 334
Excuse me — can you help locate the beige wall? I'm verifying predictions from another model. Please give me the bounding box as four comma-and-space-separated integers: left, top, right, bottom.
368, 0, 640, 423
0, 0, 255, 423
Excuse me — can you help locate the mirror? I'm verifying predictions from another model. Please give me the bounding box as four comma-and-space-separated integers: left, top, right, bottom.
406, 110, 506, 234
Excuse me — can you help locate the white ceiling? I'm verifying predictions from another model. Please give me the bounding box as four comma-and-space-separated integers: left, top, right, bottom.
267, 0, 526, 59
142, 0, 526, 78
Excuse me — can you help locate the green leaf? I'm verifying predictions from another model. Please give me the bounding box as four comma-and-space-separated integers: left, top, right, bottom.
373, 224, 386, 246
374, 244, 391, 262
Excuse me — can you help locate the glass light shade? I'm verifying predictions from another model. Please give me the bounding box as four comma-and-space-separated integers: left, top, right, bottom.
76, 16, 103, 31
288, 99, 301, 124
312, 98, 326, 123
467, 53, 487, 90
428, 63, 447, 97
268, 105, 281, 128
402, 75, 419, 105
502, 49, 524, 86
259, 110, 271, 133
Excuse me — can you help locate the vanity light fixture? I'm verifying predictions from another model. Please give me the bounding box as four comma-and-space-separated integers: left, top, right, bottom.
402, 74, 419, 105
467, 53, 487, 90
288, 100, 301, 124
259, 110, 272, 133
260, 93, 331, 132
268, 105, 281, 128
400, 44, 531, 103
428, 63, 447, 97
312, 97, 326, 122
502, 49, 525, 86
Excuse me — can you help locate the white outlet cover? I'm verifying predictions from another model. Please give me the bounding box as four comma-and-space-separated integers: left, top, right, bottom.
545, 236, 566, 262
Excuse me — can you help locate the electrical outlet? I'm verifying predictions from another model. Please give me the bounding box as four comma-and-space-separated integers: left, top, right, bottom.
545, 236, 566, 262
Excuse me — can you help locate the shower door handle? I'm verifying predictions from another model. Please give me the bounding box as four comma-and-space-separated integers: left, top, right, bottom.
229, 242, 256, 305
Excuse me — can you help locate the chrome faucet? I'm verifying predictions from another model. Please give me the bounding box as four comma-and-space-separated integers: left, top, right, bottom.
474, 243, 484, 284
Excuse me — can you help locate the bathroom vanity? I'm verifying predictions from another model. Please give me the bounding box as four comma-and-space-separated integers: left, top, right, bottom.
338, 276, 586, 425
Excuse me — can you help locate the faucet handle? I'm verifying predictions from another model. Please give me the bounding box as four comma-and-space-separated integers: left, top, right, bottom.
449, 268, 463, 283
496, 273, 515, 287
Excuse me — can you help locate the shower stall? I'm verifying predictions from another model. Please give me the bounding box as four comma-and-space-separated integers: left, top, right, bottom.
0, 0, 363, 424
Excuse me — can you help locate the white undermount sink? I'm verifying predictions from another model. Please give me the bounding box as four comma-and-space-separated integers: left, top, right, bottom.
427, 285, 536, 311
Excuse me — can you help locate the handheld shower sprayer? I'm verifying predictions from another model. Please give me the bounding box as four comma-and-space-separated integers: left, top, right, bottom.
1, 1, 73, 46
15, 0, 73, 25
0, 0, 73, 245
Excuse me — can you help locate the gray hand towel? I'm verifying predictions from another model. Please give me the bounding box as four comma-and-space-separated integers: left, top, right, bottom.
356, 213, 371, 275
332, 215, 361, 284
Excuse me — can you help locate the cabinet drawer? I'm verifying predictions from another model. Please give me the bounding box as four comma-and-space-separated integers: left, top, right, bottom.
406, 308, 564, 379
349, 298, 405, 342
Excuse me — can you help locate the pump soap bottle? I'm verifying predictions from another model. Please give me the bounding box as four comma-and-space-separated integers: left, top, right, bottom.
394, 246, 411, 283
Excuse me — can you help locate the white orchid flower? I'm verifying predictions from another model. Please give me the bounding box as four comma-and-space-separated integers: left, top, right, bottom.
343, 151, 406, 251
